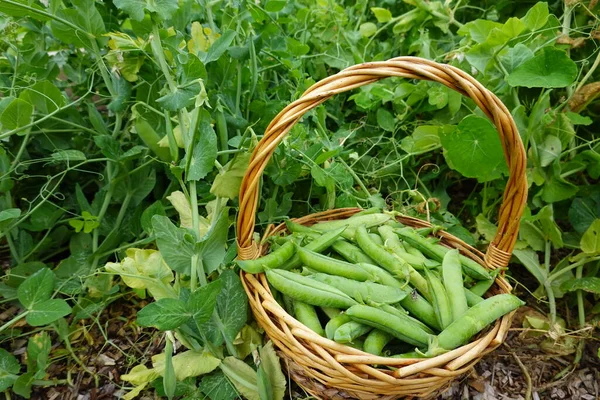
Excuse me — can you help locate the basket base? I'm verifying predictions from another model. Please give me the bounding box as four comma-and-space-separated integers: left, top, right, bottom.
281, 351, 455, 400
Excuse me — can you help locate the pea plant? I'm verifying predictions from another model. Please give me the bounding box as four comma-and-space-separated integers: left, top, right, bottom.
0, 0, 599, 398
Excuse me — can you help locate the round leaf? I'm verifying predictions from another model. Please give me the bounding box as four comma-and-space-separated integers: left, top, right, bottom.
507, 47, 577, 88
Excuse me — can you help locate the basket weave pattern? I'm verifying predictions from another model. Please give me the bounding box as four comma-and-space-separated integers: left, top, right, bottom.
236, 58, 527, 399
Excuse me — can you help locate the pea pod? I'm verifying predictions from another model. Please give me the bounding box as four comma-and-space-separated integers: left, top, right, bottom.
134, 118, 172, 162
364, 330, 394, 356
464, 288, 484, 306
331, 240, 375, 264
334, 321, 372, 344
469, 269, 499, 296
310, 273, 407, 304
399, 291, 441, 331
294, 301, 324, 336
321, 307, 341, 319
436, 294, 524, 350
391, 351, 427, 359
285, 220, 319, 235
378, 225, 438, 270
356, 226, 432, 302
296, 246, 373, 281
265, 269, 357, 308
311, 213, 391, 240
282, 226, 347, 270
369, 233, 384, 246
237, 241, 296, 274
379, 304, 435, 335
325, 314, 351, 340
356, 262, 403, 288
442, 249, 469, 320
345, 305, 431, 348
394, 228, 491, 280
424, 268, 453, 330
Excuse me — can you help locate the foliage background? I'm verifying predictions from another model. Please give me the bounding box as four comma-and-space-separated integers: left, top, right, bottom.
0, 0, 599, 398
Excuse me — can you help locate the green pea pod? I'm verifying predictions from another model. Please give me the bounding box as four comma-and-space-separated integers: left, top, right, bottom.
345, 305, 431, 348
325, 314, 351, 339
390, 351, 428, 359
378, 304, 435, 335
294, 301, 324, 336
394, 228, 491, 280
355, 262, 403, 288
334, 321, 372, 344
345, 338, 365, 351
321, 307, 341, 319
310, 273, 407, 304
236, 241, 296, 274
436, 294, 525, 350
285, 220, 319, 234
134, 119, 172, 162
356, 226, 432, 302
331, 240, 375, 264
369, 233, 384, 246
296, 246, 373, 281
424, 268, 453, 330
469, 269, 499, 296
378, 225, 437, 270
364, 330, 395, 356
442, 249, 469, 321
311, 213, 391, 240
399, 291, 441, 332
265, 269, 357, 309
282, 226, 347, 270
464, 288, 484, 306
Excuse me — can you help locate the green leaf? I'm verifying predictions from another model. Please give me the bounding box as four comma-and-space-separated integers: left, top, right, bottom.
137, 298, 191, 330
202, 31, 237, 64
157, 87, 199, 111
500, 43, 534, 73
199, 370, 239, 400
513, 249, 547, 285
258, 342, 286, 400
17, 268, 55, 309
580, 219, 600, 254
359, 22, 377, 37
458, 19, 502, 43
565, 112, 592, 126
560, 277, 600, 294
187, 110, 217, 181
107, 76, 131, 112
569, 197, 600, 234
427, 85, 448, 109
12, 373, 33, 398
264, 0, 286, 12
51, 150, 87, 162
507, 47, 577, 88
188, 280, 223, 326
286, 37, 310, 56
0, 208, 21, 228
113, 0, 178, 21
27, 332, 51, 379
522, 2, 549, 31
26, 299, 72, 326
257, 364, 273, 400
401, 125, 441, 154
538, 135, 561, 167
152, 215, 195, 274
197, 208, 230, 274
475, 214, 497, 241
371, 7, 392, 23
220, 357, 259, 400
0, 349, 20, 392
0, 0, 50, 20
1, 98, 33, 130
94, 135, 121, 161
50, 0, 105, 48
210, 153, 251, 199
141, 201, 166, 233
20, 81, 66, 114
440, 116, 508, 182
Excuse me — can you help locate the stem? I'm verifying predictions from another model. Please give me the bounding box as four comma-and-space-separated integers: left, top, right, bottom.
575, 263, 585, 329
216, 107, 229, 165
573, 48, 600, 94
92, 167, 115, 253
164, 110, 179, 163
0, 310, 28, 333
562, 2, 573, 97
544, 241, 556, 325
339, 158, 370, 200
151, 25, 178, 92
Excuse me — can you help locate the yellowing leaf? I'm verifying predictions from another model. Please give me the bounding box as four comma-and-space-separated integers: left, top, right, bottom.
166, 190, 210, 234
188, 22, 221, 55
152, 350, 221, 380
259, 342, 286, 400
220, 357, 259, 400
581, 219, 600, 254
121, 364, 160, 386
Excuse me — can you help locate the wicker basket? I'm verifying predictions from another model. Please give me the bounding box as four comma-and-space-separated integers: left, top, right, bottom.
236, 57, 527, 399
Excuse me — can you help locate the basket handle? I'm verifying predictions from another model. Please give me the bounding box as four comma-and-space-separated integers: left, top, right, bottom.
236, 57, 527, 268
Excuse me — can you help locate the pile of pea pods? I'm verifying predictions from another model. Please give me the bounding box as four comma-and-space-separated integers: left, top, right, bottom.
238, 210, 524, 357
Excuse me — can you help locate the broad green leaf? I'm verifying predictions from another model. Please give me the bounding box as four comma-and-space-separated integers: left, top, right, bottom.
26, 299, 72, 326
458, 19, 502, 43
427, 85, 448, 109
113, 0, 178, 21
520, 221, 545, 251
465, 43, 495, 73
0, 348, 20, 391
513, 249, 547, 285
565, 112, 593, 126
400, 125, 441, 154
560, 277, 600, 294
540, 163, 579, 204
152, 215, 195, 274
568, 196, 600, 234
50, 0, 105, 48
107, 76, 131, 112
259, 342, 286, 400
12, 372, 33, 398
197, 207, 230, 274
20, 81, 66, 114
286, 37, 310, 56
531, 205, 563, 248
51, 150, 87, 162
1, 98, 33, 130
580, 219, 600, 254
202, 31, 237, 64
94, 135, 121, 160
257, 364, 273, 400
0, 0, 50, 20
187, 110, 217, 181
27, 332, 51, 379
500, 44, 534, 73
199, 370, 239, 400
371, 7, 392, 23
522, 2, 549, 31
0, 208, 20, 225
538, 135, 561, 167
440, 116, 508, 182
359, 23, 377, 37
157, 87, 199, 111
220, 357, 259, 400
188, 280, 223, 326
264, 0, 286, 12
507, 47, 577, 88
137, 298, 191, 330
475, 214, 497, 241
486, 17, 526, 47
141, 201, 166, 234
17, 268, 55, 309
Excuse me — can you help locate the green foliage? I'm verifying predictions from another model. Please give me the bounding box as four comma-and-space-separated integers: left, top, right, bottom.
1, 0, 599, 396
